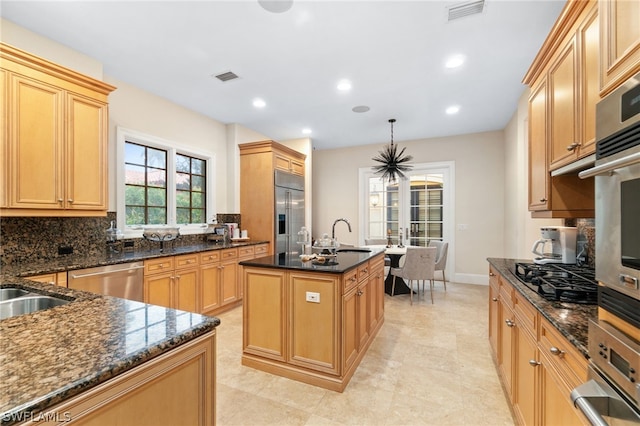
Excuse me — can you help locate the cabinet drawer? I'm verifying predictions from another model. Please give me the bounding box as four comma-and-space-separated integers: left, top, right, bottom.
254, 243, 269, 257
175, 253, 199, 269
343, 269, 358, 293
238, 246, 254, 259
357, 262, 370, 282
539, 317, 588, 389
145, 257, 174, 275
221, 248, 238, 261
499, 278, 514, 310
200, 250, 221, 265
514, 291, 538, 337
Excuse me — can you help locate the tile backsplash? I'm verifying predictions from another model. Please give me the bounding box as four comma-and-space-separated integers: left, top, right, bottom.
566, 218, 595, 268
0, 213, 241, 266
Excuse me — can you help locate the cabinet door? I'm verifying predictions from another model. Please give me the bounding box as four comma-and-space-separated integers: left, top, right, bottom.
600, 0, 640, 94
499, 300, 515, 400
66, 93, 108, 210
370, 260, 385, 330
243, 267, 286, 361
145, 272, 173, 309
513, 325, 538, 426
8, 74, 64, 209
201, 263, 221, 314
578, 5, 599, 158
488, 275, 500, 356
174, 267, 199, 313
220, 259, 238, 305
289, 272, 339, 374
357, 279, 370, 350
342, 285, 358, 371
549, 37, 579, 170
528, 79, 549, 211
0, 69, 6, 208
540, 355, 586, 426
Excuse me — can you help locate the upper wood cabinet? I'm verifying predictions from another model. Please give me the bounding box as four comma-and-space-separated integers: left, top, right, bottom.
0, 42, 115, 217
599, 0, 640, 96
523, 0, 597, 218
239, 140, 306, 251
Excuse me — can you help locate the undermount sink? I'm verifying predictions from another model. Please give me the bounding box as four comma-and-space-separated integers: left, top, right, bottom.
0, 288, 72, 320
336, 248, 372, 253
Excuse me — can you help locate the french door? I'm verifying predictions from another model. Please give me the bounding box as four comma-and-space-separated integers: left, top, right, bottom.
360, 162, 454, 248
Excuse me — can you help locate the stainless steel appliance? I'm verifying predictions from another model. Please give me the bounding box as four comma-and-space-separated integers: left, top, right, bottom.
513, 262, 598, 304
274, 170, 305, 256
531, 226, 578, 264
68, 262, 145, 302
572, 72, 640, 424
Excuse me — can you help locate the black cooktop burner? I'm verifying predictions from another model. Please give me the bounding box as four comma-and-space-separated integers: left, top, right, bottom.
513, 262, 597, 304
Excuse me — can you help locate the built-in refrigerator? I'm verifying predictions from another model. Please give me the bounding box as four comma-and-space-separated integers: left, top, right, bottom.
274, 170, 305, 256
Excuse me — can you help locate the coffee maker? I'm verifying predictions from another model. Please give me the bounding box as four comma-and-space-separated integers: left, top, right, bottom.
531, 226, 577, 264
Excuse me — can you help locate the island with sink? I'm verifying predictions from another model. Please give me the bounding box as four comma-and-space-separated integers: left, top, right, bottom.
0, 276, 219, 425
239, 248, 386, 392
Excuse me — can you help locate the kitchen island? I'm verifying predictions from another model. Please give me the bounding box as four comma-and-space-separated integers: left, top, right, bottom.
0, 277, 219, 426
239, 249, 386, 392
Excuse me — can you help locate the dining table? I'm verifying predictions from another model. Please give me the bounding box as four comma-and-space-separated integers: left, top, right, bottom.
363, 245, 415, 295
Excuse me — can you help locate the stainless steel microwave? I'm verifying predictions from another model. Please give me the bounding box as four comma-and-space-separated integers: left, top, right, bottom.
580, 71, 640, 300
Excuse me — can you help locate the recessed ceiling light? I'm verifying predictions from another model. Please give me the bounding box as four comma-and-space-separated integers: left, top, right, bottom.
352, 105, 370, 113
446, 105, 460, 114
445, 54, 465, 69
258, 0, 293, 13
302, 128, 312, 135
337, 80, 352, 91
253, 98, 266, 108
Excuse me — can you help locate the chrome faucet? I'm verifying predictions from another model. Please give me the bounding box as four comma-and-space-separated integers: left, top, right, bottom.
332, 218, 352, 239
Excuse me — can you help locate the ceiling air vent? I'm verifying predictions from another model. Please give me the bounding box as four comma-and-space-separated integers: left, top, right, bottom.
447, 0, 485, 21
214, 71, 239, 82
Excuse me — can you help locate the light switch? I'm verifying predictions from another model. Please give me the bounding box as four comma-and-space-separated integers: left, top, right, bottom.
306, 291, 320, 303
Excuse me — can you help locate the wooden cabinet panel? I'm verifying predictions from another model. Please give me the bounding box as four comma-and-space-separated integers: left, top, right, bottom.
357, 278, 370, 350
220, 257, 238, 306
28, 271, 67, 287
342, 285, 358, 370
540, 354, 586, 426
580, 6, 599, 156
174, 267, 199, 313
600, 0, 640, 95
145, 272, 173, 309
528, 79, 549, 211
370, 258, 385, 330
200, 262, 221, 314
513, 322, 538, 426
243, 267, 286, 361
499, 299, 515, 400
488, 268, 500, 356
289, 272, 340, 374
144, 255, 200, 312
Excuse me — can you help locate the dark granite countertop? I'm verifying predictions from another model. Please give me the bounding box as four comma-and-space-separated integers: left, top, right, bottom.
0, 254, 224, 424
239, 248, 386, 274
487, 258, 597, 358
1, 240, 269, 279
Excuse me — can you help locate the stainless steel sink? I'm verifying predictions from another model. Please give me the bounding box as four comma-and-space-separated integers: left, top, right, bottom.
0, 289, 72, 320
0, 288, 30, 301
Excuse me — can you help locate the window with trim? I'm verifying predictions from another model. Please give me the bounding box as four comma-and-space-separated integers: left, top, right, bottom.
117, 128, 215, 234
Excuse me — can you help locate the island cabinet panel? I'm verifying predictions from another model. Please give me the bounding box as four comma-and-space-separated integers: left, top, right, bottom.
289, 272, 340, 374
30, 331, 216, 426
243, 267, 287, 361
342, 285, 359, 370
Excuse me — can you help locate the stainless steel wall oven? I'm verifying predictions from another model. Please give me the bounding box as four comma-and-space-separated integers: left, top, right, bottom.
573, 72, 640, 424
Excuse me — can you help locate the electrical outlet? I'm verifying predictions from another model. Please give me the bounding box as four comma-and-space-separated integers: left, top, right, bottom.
306, 291, 320, 303
58, 245, 73, 255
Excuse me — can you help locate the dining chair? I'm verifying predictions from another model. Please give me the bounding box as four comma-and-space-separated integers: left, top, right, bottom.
428, 241, 449, 290
364, 238, 391, 266
390, 246, 437, 304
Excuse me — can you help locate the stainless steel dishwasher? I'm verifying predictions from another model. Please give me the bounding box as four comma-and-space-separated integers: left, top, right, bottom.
68, 261, 145, 302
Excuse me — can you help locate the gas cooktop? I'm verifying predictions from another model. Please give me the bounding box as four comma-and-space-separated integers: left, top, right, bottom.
513, 262, 598, 304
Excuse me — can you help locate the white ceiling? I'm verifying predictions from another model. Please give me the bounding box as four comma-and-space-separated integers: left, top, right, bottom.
0, 0, 566, 150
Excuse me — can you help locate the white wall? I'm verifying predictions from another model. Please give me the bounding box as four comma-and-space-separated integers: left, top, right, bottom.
312, 130, 506, 285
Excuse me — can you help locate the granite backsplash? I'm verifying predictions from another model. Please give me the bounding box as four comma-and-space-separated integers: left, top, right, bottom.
0, 213, 241, 267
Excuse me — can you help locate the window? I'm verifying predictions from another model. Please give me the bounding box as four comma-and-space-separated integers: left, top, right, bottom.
360, 162, 454, 248
117, 127, 215, 235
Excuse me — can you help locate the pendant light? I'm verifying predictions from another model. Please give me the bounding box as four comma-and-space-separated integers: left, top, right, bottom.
371, 119, 413, 183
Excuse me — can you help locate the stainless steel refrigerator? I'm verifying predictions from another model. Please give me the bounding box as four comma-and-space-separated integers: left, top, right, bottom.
275, 170, 305, 256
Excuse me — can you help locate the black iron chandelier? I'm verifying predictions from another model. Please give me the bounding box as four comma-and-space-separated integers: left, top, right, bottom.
371, 119, 413, 183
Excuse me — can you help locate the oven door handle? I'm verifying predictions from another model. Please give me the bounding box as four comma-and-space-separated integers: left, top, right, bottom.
571, 380, 611, 426
579, 151, 640, 179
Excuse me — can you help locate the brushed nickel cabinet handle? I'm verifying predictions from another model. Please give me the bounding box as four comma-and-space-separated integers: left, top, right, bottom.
566, 142, 581, 151
550, 346, 565, 357
492, 297, 498, 302
529, 359, 541, 366
505, 319, 515, 327
539, 198, 547, 202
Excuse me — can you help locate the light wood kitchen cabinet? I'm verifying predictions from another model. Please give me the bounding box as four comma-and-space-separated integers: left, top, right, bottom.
27, 271, 68, 287
488, 265, 589, 426
0, 43, 115, 217
144, 254, 200, 312
29, 331, 216, 426
239, 140, 306, 252
599, 0, 640, 96
200, 250, 222, 314
242, 253, 385, 392
220, 248, 238, 306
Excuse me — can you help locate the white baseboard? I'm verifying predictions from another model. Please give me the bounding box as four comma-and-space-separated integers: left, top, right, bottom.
453, 273, 488, 286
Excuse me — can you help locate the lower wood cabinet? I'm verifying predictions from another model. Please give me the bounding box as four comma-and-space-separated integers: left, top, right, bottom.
32, 331, 216, 426
242, 253, 385, 392
27, 272, 68, 287
488, 264, 589, 425
144, 254, 200, 312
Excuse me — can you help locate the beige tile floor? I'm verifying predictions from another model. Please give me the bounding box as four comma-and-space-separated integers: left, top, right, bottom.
215, 280, 515, 425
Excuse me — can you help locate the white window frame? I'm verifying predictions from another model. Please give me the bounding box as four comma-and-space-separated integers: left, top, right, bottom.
116, 127, 216, 238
